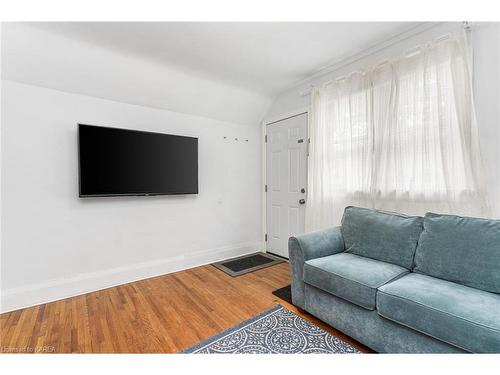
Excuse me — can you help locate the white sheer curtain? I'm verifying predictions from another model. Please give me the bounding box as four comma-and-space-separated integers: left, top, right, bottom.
306, 31, 489, 231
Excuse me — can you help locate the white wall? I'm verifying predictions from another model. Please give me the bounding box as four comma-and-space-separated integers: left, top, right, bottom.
472, 23, 500, 217
0, 81, 263, 312
265, 22, 500, 218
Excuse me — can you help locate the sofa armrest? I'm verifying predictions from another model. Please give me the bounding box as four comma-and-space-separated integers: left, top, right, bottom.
288, 227, 345, 308
289, 227, 345, 262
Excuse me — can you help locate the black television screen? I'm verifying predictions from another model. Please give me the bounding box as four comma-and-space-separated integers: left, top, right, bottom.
78, 124, 198, 197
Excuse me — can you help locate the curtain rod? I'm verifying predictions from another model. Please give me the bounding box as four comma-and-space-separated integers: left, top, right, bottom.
297, 22, 470, 97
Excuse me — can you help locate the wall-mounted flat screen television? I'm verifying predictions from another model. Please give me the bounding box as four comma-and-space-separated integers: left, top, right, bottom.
78, 124, 198, 197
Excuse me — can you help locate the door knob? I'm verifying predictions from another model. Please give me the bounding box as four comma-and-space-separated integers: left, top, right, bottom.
299, 199, 306, 205
301, 188, 306, 193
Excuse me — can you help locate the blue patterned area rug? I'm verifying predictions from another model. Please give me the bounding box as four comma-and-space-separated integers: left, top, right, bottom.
183, 305, 360, 354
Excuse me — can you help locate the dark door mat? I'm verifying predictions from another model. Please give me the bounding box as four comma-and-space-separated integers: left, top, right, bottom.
272, 285, 292, 304
213, 252, 284, 276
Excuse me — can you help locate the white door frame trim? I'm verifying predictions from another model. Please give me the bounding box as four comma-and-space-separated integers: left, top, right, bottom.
261, 108, 309, 255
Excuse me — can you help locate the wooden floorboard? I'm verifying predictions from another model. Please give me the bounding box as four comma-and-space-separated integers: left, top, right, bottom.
0, 262, 371, 353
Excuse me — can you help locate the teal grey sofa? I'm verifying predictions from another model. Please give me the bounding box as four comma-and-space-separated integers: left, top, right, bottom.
289, 206, 500, 353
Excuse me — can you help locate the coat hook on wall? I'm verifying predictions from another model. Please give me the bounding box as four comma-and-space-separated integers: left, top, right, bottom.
223, 136, 248, 142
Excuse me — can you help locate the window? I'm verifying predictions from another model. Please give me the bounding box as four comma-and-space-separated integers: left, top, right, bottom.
306, 32, 489, 230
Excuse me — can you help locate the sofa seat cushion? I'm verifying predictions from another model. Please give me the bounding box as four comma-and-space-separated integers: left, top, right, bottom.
303, 253, 408, 310
377, 273, 500, 353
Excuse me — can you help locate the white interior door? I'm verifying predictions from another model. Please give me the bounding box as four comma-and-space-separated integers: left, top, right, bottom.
266, 113, 308, 258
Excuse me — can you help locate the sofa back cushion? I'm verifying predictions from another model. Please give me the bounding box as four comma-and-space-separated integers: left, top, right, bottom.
341, 206, 424, 269
414, 213, 500, 293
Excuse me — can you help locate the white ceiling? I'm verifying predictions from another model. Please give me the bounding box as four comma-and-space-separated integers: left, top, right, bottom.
31, 22, 420, 96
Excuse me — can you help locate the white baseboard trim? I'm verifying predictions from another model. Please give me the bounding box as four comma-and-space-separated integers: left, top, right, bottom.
0, 241, 262, 313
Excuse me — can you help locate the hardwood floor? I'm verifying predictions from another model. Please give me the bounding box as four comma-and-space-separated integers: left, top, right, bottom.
0, 262, 370, 353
